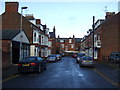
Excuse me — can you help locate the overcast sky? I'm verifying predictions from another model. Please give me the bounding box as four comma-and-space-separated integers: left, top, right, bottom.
0, 0, 119, 38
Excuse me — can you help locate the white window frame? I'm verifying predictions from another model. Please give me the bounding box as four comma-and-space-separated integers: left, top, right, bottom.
69, 39, 72, 43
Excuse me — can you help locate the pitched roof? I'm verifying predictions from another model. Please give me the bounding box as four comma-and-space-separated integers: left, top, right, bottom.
0, 29, 20, 40
75, 38, 82, 43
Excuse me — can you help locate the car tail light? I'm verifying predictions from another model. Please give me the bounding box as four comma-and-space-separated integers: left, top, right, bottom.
81, 61, 85, 62
30, 63, 37, 66
18, 64, 22, 66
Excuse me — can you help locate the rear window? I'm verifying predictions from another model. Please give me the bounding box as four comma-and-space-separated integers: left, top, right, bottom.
78, 53, 85, 57
49, 55, 56, 57
21, 57, 37, 62
82, 56, 93, 60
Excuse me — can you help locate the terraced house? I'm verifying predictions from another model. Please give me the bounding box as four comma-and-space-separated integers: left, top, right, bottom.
56, 35, 81, 54
81, 12, 120, 61
1, 2, 49, 69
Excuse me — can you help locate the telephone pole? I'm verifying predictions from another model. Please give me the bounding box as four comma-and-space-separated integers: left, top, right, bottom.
92, 16, 95, 60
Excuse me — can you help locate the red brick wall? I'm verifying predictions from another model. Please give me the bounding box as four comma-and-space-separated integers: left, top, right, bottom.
51, 38, 56, 54
118, 13, 120, 52
2, 12, 33, 43
2, 40, 12, 68
100, 13, 119, 60
5, 2, 19, 13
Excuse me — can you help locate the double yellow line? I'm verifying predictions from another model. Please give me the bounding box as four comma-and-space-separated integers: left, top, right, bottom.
94, 68, 120, 88
0, 74, 20, 83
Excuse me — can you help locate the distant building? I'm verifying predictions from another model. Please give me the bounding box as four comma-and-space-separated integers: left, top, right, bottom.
48, 26, 56, 54
56, 35, 81, 53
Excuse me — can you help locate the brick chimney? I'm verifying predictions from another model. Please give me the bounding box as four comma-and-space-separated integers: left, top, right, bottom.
53, 26, 56, 33
105, 12, 115, 20
5, 2, 19, 12
36, 19, 41, 25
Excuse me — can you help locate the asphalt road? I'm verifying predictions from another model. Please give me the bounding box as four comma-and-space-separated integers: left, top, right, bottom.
2, 56, 118, 88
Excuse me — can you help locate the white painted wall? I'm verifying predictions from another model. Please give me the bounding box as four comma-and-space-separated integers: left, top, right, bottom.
30, 45, 35, 56
33, 30, 39, 44
12, 31, 29, 43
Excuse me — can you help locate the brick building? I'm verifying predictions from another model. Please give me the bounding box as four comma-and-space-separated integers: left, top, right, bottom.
48, 26, 56, 54
1, 2, 49, 60
56, 35, 81, 53
100, 12, 120, 61
81, 12, 120, 61
0, 30, 29, 68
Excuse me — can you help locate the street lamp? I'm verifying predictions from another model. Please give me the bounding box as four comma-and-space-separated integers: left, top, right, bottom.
19, 6, 28, 61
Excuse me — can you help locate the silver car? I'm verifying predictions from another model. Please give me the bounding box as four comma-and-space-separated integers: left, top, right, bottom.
79, 56, 94, 67
47, 55, 57, 62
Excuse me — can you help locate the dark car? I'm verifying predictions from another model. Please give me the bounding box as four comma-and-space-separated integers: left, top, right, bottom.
76, 53, 85, 63
18, 56, 47, 73
109, 52, 120, 64
55, 54, 62, 60
60, 53, 65, 57
47, 55, 57, 62
79, 56, 94, 67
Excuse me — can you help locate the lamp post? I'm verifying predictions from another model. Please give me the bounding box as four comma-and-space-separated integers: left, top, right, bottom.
19, 6, 28, 61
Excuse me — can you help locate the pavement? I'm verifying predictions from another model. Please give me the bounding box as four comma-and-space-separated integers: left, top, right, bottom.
2, 65, 18, 80
95, 61, 120, 86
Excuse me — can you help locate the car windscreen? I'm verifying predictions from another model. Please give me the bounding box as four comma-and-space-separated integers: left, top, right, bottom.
21, 57, 37, 62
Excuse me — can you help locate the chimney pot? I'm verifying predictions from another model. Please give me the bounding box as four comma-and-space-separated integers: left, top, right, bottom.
105, 12, 115, 20
36, 19, 41, 25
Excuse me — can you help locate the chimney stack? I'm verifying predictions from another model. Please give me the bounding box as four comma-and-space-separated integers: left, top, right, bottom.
36, 19, 41, 25
53, 26, 56, 33
5, 2, 19, 12
105, 12, 115, 20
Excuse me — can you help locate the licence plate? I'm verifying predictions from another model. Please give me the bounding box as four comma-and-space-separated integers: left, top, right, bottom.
85, 61, 90, 62
22, 64, 29, 66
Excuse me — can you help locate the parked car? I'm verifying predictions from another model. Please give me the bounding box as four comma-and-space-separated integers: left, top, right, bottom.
109, 52, 120, 64
72, 53, 78, 58
76, 53, 85, 63
60, 53, 65, 57
55, 54, 62, 60
18, 56, 47, 73
47, 55, 57, 62
79, 56, 94, 67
